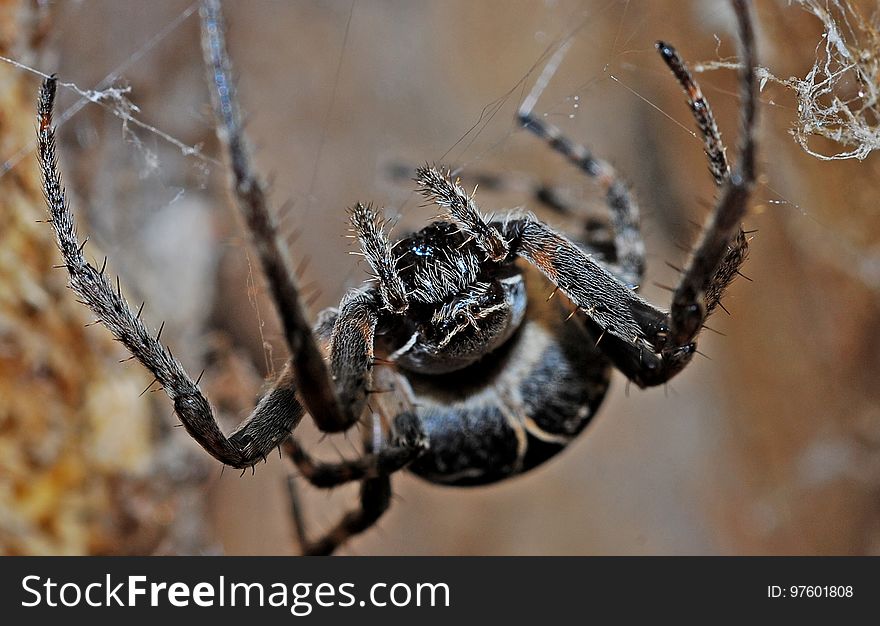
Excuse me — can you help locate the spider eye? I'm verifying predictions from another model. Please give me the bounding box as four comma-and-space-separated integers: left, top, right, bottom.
412, 243, 433, 257
468, 303, 480, 314
455, 311, 467, 323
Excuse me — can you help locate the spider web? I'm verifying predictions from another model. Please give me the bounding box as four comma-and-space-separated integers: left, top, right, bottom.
4, 0, 877, 555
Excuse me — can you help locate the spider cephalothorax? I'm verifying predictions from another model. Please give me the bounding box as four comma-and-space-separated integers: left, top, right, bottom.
38, 0, 758, 555
355, 202, 528, 375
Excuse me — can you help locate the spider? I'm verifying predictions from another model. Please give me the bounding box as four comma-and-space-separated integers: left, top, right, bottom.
38, 0, 756, 555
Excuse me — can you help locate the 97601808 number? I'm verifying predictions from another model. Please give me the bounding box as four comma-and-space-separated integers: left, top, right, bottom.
768, 586, 853, 599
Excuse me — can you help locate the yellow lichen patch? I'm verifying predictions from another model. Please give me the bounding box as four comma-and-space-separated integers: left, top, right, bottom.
84, 377, 154, 475
0, 3, 188, 555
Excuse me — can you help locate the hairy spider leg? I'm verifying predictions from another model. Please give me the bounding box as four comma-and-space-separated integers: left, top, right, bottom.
284, 427, 425, 490
661, 0, 756, 357
516, 47, 645, 289
37, 1, 404, 468
284, 412, 426, 556
655, 37, 752, 320
201, 89, 431, 552
201, 0, 373, 434
388, 163, 631, 278
281, 302, 427, 555
37, 76, 309, 469
288, 472, 392, 557
657, 41, 730, 187
499, 0, 757, 386
348, 203, 409, 313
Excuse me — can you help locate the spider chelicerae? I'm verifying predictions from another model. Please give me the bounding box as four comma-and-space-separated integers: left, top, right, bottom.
38, 0, 757, 555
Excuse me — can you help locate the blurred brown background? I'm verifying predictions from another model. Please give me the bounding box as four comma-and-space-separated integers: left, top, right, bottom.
1, 0, 879, 555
